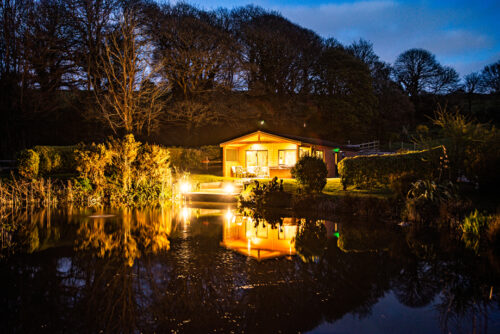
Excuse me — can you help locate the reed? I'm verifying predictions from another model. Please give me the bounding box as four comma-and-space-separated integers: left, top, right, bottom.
0, 175, 68, 207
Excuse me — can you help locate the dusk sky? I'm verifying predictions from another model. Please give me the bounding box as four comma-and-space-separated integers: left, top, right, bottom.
177, 0, 500, 77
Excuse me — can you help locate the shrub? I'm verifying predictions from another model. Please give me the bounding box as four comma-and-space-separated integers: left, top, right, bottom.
200, 145, 221, 161
167, 145, 221, 172
17, 149, 40, 178
404, 179, 457, 223
291, 155, 328, 193
461, 210, 492, 253
167, 147, 202, 171
33, 145, 78, 175
74, 135, 171, 205
338, 146, 446, 190
107, 134, 141, 192
75, 142, 113, 192
239, 177, 291, 226
388, 172, 420, 198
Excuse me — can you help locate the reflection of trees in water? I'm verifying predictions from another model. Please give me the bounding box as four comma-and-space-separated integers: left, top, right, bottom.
295, 219, 327, 262
394, 224, 500, 333
2, 206, 82, 255
2, 209, 500, 333
76, 207, 171, 266
72, 256, 139, 333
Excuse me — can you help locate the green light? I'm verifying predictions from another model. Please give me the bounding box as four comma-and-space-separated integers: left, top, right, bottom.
260, 120, 265, 125
333, 148, 340, 153
333, 232, 340, 238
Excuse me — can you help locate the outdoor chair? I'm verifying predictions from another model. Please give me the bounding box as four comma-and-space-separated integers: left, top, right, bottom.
259, 166, 270, 178
232, 166, 246, 178
246, 166, 258, 177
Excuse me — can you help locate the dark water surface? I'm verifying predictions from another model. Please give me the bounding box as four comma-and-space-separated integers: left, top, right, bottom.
1, 205, 500, 333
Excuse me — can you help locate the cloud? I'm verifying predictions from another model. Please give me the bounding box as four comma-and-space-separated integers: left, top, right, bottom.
275, 1, 499, 76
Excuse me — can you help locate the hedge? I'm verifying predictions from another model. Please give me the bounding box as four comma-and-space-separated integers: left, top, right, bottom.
33, 145, 78, 174
17, 145, 78, 177
167, 145, 220, 172
338, 146, 446, 190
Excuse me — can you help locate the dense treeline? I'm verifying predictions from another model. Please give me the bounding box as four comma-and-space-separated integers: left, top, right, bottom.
1, 0, 499, 157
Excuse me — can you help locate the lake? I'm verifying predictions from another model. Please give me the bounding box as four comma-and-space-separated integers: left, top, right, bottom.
1, 204, 500, 333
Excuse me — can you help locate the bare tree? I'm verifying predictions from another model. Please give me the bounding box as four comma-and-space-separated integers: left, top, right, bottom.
393, 48, 458, 97
66, 0, 118, 91
93, 8, 169, 136
480, 60, 500, 93
146, 3, 241, 131
464, 72, 482, 94
463, 72, 482, 113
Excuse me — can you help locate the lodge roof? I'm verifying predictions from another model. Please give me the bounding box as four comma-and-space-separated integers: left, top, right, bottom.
220, 130, 357, 150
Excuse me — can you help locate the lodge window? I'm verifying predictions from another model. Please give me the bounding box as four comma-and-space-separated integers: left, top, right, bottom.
246, 150, 268, 167
299, 147, 309, 158
278, 150, 297, 166
226, 149, 238, 161
314, 149, 324, 160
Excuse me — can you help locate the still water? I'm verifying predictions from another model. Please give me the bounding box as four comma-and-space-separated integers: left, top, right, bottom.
1, 204, 500, 333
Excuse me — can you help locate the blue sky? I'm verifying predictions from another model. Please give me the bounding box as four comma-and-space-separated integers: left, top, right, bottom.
171, 0, 500, 76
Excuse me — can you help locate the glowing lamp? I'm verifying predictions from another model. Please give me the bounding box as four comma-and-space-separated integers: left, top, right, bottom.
179, 182, 190, 193
224, 183, 235, 194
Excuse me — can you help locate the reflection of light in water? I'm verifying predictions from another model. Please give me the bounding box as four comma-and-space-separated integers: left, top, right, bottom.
225, 209, 233, 222
182, 207, 189, 233
247, 238, 251, 254
89, 214, 115, 219
182, 207, 189, 221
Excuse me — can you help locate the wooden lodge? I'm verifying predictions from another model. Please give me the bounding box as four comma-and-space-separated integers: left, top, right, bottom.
220, 130, 357, 178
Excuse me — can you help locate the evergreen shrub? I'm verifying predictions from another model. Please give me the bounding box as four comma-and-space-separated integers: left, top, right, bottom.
291, 155, 328, 193
338, 146, 446, 190
17, 149, 40, 178
33, 145, 77, 174
167, 145, 220, 172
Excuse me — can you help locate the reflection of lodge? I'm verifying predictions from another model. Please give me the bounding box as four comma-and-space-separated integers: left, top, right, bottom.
221, 214, 298, 260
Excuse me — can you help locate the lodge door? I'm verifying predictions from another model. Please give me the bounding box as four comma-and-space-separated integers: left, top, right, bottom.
245, 150, 268, 167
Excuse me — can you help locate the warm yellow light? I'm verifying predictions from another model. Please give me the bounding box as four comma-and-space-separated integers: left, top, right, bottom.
182, 207, 189, 221
224, 183, 235, 194
180, 182, 190, 193
225, 209, 233, 222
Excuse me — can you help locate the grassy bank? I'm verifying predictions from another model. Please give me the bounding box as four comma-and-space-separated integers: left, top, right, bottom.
189, 174, 393, 199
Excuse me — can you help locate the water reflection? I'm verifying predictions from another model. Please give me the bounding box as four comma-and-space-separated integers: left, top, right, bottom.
221, 215, 298, 260
1, 205, 500, 333
76, 207, 171, 266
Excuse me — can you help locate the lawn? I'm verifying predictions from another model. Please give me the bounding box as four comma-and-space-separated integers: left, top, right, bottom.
188, 174, 393, 199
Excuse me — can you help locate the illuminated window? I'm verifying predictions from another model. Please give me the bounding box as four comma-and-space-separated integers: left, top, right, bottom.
246, 150, 268, 167
314, 150, 324, 160
299, 147, 309, 157
257, 223, 268, 238
278, 150, 297, 166
226, 149, 238, 161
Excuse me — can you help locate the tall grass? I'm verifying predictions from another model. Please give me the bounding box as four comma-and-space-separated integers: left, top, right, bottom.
0, 175, 70, 207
